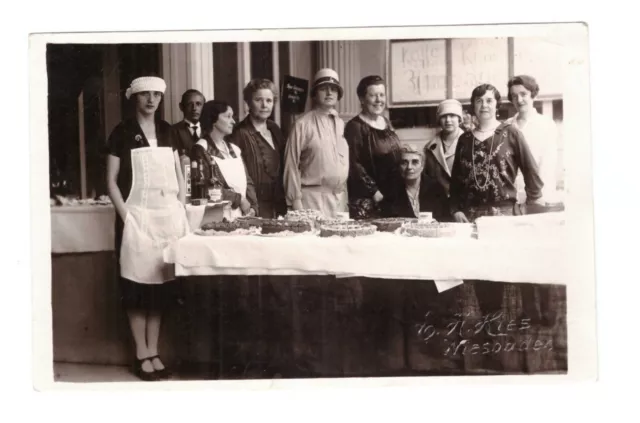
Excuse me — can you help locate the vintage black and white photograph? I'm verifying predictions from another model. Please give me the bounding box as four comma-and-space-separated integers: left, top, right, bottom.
30, 22, 596, 387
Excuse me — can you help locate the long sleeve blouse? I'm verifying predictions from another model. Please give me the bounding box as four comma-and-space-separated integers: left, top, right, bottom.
449, 122, 544, 215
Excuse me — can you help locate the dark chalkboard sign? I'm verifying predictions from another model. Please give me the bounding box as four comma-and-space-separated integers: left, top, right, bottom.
280, 75, 309, 114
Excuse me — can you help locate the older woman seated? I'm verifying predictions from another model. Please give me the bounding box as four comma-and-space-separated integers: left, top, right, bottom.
384, 144, 451, 221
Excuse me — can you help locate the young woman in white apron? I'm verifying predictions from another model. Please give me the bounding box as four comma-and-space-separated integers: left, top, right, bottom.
189, 100, 258, 219
106, 77, 190, 381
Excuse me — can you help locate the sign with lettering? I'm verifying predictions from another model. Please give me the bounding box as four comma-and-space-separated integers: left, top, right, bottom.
280, 75, 309, 114
389, 39, 447, 105
451, 38, 509, 100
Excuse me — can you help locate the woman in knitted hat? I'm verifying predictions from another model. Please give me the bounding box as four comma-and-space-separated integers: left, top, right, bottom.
422, 99, 466, 213
106, 76, 190, 381
449, 83, 545, 222
344, 75, 402, 219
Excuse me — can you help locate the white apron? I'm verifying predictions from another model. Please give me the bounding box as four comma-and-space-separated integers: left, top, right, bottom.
120, 147, 189, 284
212, 143, 248, 221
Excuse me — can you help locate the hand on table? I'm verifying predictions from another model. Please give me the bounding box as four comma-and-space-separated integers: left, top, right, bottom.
240, 197, 251, 214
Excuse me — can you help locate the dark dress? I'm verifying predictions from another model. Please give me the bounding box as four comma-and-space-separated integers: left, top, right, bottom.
227, 117, 287, 218
385, 174, 452, 221
107, 117, 179, 310
344, 115, 403, 219
189, 136, 259, 214
449, 122, 544, 221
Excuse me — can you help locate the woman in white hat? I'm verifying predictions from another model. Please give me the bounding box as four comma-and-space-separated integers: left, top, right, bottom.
449, 83, 545, 222
283, 68, 350, 218
106, 76, 190, 381
423, 99, 465, 202
344, 75, 402, 219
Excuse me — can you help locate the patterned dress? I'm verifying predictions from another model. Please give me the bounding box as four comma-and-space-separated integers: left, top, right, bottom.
449, 122, 544, 221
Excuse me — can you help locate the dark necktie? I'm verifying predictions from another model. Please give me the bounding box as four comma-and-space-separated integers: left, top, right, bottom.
191, 125, 199, 142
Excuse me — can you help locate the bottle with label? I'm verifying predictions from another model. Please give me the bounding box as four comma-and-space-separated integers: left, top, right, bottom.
181, 151, 191, 202
190, 158, 206, 203
208, 175, 223, 202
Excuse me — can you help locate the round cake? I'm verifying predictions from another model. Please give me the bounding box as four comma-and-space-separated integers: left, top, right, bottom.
261, 219, 312, 234
370, 217, 418, 232
319, 222, 377, 238
400, 222, 472, 238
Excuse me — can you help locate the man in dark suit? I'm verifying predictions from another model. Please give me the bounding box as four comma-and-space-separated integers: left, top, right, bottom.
172, 89, 205, 159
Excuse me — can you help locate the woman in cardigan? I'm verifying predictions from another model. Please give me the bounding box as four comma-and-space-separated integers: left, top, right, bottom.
450, 83, 545, 222
344, 75, 402, 219
227, 79, 287, 218
190, 100, 258, 219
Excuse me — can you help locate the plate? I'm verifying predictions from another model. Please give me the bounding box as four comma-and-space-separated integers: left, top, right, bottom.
258, 230, 315, 238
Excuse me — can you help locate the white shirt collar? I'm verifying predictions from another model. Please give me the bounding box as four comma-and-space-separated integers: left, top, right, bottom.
184, 120, 200, 128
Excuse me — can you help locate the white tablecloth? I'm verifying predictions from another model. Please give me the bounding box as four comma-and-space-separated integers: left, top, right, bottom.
163, 231, 567, 285
51, 205, 115, 253
50, 202, 228, 254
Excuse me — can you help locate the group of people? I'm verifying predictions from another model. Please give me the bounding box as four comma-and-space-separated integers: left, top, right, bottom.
105, 67, 558, 381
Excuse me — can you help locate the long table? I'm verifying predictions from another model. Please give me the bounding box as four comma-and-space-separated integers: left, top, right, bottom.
161, 220, 568, 378
50, 204, 568, 378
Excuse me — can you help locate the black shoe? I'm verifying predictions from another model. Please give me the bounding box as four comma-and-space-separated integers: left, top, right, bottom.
148, 355, 172, 380
134, 357, 160, 381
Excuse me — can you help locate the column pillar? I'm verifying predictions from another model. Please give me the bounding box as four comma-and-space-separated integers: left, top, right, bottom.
162, 43, 215, 124
102, 45, 121, 140
237, 42, 251, 121
317, 41, 361, 122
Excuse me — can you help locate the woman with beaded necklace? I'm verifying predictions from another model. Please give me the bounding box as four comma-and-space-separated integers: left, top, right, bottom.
449, 83, 545, 222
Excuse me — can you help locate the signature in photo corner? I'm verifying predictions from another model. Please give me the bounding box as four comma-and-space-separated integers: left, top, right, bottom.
414, 311, 553, 356
414, 310, 533, 343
